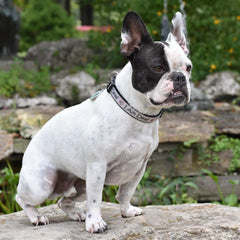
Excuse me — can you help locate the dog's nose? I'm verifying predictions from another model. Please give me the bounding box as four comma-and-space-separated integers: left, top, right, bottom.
172, 72, 186, 86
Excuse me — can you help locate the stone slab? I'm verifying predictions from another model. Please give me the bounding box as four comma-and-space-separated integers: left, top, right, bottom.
0, 130, 14, 160
188, 175, 240, 202
150, 143, 233, 177
213, 110, 240, 135
1, 202, 240, 239
158, 111, 215, 143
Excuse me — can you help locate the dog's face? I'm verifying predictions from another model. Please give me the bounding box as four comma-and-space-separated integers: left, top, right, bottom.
120, 12, 192, 109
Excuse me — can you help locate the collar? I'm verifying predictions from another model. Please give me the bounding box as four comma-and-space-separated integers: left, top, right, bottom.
106, 75, 165, 123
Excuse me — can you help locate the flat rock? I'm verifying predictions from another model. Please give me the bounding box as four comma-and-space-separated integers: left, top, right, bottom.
159, 111, 215, 143
150, 144, 233, 177
198, 71, 240, 101
0, 95, 57, 109
26, 38, 94, 71
213, 110, 240, 135
55, 71, 96, 103
188, 175, 240, 202
0, 130, 14, 160
16, 106, 64, 138
1, 202, 240, 239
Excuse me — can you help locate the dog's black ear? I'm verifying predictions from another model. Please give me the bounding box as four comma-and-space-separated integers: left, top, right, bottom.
167, 12, 189, 55
120, 11, 153, 57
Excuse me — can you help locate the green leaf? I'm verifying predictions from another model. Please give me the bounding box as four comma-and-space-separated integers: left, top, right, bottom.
202, 169, 219, 183
229, 180, 239, 186
185, 182, 199, 191
159, 186, 170, 199
224, 194, 238, 206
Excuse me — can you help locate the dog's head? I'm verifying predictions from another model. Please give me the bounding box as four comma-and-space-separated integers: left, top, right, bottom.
121, 11, 192, 109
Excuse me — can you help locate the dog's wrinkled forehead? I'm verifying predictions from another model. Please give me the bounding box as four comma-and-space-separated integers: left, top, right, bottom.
162, 40, 192, 72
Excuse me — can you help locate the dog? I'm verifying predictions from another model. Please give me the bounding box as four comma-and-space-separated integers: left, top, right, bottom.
16, 11, 192, 233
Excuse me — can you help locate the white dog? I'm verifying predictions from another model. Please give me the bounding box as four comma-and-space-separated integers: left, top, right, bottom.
16, 11, 192, 233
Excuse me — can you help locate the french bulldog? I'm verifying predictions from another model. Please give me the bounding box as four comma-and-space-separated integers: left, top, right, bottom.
16, 11, 192, 233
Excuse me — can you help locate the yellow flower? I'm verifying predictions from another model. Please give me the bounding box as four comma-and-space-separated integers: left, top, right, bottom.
214, 19, 221, 25
157, 11, 162, 16
237, 15, 240, 20
233, 37, 237, 42
228, 48, 234, 54
210, 64, 217, 70
112, 1, 116, 5
152, 30, 158, 35
106, 28, 112, 33
228, 62, 232, 67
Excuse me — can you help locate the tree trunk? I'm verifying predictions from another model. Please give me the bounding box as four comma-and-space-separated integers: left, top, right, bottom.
80, 0, 93, 25
55, 0, 70, 15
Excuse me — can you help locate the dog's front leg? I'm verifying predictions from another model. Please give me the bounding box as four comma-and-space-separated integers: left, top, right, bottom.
85, 161, 107, 233
116, 163, 147, 218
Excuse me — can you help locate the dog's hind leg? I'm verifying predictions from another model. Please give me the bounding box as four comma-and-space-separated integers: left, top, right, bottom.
16, 165, 57, 225
16, 194, 49, 225
58, 178, 86, 221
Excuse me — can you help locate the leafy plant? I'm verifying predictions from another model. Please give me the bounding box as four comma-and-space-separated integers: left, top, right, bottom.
209, 135, 240, 172
136, 168, 198, 206
0, 59, 52, 98
202, 169, 239, 206
19, 0, 76, 51
102, 185, 118, 203
0, 161, 21, 214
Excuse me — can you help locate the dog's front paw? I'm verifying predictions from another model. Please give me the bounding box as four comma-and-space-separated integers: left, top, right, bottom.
121, 205, 143, 218
85, 214, 107, 233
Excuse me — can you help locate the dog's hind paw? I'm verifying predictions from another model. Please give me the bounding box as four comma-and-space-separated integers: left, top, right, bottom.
121, 205, 143, 218
67, 209, 86, 222
86, 216, 108, 233
31, 215, 49, 226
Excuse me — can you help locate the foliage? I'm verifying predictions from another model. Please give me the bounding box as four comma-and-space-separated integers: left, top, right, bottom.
86, 0, 240, 82
202, 169, 239, 206
0, 161, 59, 214
137, 168, 198, 206
102, 168, 198, 206
181, 135, 240, 172
209, 135, 240, 172
19, 0, 76, 51
103, 185, 118, 203
0, 59, 52, 98
0, 161, 21, 214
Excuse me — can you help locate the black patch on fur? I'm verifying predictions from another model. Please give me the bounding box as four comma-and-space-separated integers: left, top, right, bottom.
130, 42, 170, 93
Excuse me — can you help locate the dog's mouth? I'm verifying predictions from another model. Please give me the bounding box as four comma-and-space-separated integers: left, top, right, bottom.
150, 90, 187, 106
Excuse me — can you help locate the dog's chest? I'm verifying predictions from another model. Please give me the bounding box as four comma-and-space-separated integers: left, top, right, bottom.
105, 138, 154, 185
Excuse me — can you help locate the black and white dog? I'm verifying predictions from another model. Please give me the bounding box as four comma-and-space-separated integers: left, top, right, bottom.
16, 11, 192, 233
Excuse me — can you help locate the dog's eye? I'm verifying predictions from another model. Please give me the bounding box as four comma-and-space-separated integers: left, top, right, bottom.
153, 66, 163, 72
186, 65, 192, 72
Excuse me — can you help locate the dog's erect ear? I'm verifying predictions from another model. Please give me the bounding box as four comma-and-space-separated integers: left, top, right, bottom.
166, 12, 189, 55
120, 11, 153, 56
